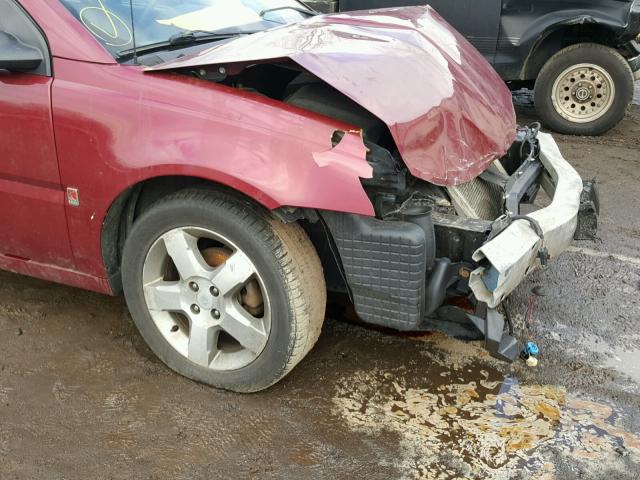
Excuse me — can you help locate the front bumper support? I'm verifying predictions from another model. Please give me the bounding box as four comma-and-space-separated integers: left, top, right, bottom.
503, 158, 543, 215
469, 133, 584, 308
436, 303, 519, 361
466, 305, 519, 361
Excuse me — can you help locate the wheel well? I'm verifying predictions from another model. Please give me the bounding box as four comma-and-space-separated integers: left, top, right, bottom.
523, 24, 619, 80
102, 176, 248, 294
101, 176, 334, 295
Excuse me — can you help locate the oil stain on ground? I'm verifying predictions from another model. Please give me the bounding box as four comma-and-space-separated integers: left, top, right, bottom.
332, 333, 640, 480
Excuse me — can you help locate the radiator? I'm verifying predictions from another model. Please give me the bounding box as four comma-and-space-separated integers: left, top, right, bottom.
447, 177, 503, 220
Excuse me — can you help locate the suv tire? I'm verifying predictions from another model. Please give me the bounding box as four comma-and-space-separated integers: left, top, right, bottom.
534, 43, 634, 135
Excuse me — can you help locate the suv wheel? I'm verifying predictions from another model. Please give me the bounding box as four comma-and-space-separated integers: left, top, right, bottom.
121, 189, 326, 392
534, 43, 634, 135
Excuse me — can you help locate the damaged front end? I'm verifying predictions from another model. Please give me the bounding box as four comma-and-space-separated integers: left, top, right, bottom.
318, 124, 599, 362
145, 6, 599, 362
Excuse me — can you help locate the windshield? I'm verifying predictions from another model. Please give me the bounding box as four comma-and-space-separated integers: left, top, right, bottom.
58, 0, 311, 57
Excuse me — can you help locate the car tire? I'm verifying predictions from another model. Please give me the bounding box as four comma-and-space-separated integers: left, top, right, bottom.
534, 43, 634, 135
121, 188, 326, 392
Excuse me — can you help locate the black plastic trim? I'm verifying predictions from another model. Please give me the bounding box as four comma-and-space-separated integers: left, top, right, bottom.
504, 159, 543, 215
3, 0, 53, 76
320, 210, 434, 330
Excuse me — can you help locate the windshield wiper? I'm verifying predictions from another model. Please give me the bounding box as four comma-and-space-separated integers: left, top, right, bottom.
167, 30, 243, 47
259, 6, 316, 17
118, 31, 253, 59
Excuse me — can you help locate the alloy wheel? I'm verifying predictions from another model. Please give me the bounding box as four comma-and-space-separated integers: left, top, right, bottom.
141, 226, 271, 371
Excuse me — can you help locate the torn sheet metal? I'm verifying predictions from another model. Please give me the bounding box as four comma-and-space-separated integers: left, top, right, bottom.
302, 129, 374, 215
469, 133, 584, 307
312, 130, 370, 176
148, 6, 516, 186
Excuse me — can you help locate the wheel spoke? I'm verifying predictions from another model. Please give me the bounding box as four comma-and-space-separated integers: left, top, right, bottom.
162, 229, 212, 280
188, 322, 219, 367
211, 250, 255, 295
220, 304, 267, 354
144, 280, 183, 312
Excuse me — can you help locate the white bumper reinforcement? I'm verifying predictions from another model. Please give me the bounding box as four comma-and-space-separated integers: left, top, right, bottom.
469, 133, 584, 308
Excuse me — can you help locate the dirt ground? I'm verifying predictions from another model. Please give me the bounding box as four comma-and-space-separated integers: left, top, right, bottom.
1, 89, 639, 480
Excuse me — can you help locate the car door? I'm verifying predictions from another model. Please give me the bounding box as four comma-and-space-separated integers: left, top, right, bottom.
338, 0, 503, 63
0, 0, 75, 268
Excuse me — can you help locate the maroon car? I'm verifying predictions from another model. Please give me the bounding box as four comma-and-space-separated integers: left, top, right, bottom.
0, 0, 597, 391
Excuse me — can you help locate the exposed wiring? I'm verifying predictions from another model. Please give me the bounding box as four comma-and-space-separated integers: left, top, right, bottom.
518, 121, 541, 162
502, 297, 515, 335
510, 214, 549, 267
525, 293, 536, 339
509, 214, 544, 238
381, 191, 431, 219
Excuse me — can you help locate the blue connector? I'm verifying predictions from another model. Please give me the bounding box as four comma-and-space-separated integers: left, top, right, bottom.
524, 341, 539, 357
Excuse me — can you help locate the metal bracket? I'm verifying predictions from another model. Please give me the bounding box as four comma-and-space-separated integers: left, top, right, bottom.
467, 304, 519, 361
435, 303, 519, 361
503, 159, 543, 215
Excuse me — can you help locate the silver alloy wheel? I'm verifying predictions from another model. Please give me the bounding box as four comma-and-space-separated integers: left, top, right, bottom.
551, 63, 615, 123
142, 226, 271, 371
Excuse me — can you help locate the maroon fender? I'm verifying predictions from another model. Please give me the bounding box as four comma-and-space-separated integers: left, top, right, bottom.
51, 58, 374, 277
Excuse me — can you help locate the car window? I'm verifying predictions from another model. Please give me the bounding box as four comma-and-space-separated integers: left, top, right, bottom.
0, 0, 51, 75
58, 0, 311, 58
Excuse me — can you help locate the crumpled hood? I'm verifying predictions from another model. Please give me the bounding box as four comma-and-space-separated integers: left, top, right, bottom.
148, 6, 516, 186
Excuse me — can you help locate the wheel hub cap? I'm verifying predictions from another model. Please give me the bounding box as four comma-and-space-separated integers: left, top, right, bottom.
196, 286, 216, 311
574, 85, 591, 102
552, 63, 615, 123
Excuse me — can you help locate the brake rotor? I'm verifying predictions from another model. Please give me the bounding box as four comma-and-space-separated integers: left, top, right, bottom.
201, 247, 232, 268
201, 247, 264, 317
